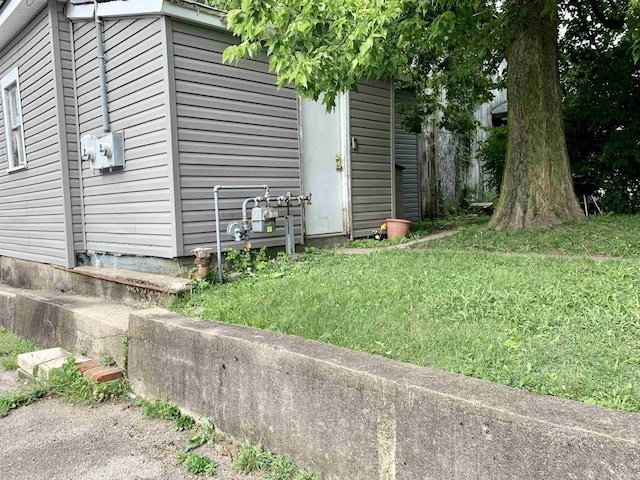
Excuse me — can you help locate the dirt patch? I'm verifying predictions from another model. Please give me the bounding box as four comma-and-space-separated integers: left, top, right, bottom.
0, 398, 261, 480
337, 230, 459, 255
0, 368, 18, 394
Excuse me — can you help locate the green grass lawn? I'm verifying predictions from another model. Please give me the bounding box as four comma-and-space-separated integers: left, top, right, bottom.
422, 214, 640, 258
173, 247, 640, 413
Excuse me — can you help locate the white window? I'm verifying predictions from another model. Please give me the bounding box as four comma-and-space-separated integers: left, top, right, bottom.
1, 68, 26, 171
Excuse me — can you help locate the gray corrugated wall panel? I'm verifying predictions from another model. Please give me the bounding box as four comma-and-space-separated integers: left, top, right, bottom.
394, 90, 420, 222
172, 20, 302, 253
0, 6, 69, 266
350, 81, 393, 238
73, 16, 174, 258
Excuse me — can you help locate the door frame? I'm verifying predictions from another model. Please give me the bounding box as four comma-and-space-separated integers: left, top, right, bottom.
339, 92, 352, 238
298, 93, 352, 240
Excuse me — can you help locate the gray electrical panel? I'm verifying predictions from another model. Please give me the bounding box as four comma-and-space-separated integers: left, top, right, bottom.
81, 132, 125, 171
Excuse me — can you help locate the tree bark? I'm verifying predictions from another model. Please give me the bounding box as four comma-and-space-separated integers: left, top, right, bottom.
489, 0, 584, 230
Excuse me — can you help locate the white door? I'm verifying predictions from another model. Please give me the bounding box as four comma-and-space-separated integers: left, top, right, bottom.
301, 97, 346, 236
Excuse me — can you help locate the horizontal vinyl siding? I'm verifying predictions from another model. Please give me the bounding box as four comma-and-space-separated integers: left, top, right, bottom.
73, 16, 173, 258
350, 81, 393, 238
172, 21, 301, 252
0, 7, 69, 266
394, 90, 420, 222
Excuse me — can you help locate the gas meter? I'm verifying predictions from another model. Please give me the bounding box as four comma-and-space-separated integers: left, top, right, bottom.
251, 206, 278, 233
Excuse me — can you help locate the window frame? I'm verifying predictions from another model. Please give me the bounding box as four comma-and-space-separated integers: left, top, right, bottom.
1, 67, 27, 172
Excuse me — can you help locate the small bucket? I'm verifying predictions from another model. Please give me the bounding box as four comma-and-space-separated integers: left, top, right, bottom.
385, 218, 412, 239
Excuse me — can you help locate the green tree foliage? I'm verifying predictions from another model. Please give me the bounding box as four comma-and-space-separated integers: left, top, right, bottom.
482, 1, 640, 213
479, 125, 508, 196
208, 0, 639, 225
561, 1, 640, 212
211, 0, 502, 134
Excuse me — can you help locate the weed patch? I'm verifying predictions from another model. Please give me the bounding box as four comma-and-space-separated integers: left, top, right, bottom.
175, 414, 196, 431
0, 356, 130, 417
0, 328, 37, 371
234, 443, 321, 480
137, 397, 181, 420
0, 386, 47, 417
178, 452, 217, 475
46, 356, 130, 404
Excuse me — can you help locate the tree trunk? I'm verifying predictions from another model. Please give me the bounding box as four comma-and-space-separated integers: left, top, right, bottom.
489, 0, 584, 230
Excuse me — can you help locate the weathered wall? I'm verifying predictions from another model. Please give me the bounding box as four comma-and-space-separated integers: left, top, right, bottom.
0, 6, 70, 266
129, 309, 640, 480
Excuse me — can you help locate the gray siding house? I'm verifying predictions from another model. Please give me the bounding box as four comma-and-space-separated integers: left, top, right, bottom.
0, 0, 420, 272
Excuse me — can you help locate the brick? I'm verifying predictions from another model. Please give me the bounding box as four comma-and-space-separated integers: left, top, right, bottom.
83, 366, 102, 379
76, 359, 99, 374
89, 366, 123, 384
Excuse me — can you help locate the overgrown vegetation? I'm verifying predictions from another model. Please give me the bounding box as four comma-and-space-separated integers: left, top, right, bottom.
478, 125, 507, 195
43, 356, 131, 404
174, 220, 640, 412
561, 4, 640, 214
234, 443, 321, 480
178, 453, 217, 475
0, 327, 37, 371
0, 356, 131, 417
137, 397, 182, 420
0, 387, 47, 417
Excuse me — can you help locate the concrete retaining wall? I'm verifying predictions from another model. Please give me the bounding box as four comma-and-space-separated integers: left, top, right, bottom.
0, 285, 17, 330
128, 309, 640, 480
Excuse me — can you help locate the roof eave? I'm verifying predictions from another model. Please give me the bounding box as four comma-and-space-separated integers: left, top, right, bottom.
65, 0, 227, 31
0, 0, 50, 52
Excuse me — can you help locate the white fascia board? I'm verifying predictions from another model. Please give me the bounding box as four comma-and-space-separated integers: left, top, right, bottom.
0, 0, 49, 51
66, 0, 227, 31
161, 2, 226, 31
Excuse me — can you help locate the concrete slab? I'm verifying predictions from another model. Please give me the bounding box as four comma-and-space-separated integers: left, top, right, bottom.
72, 266, 192, 295
17, 347, 70, 377
17, 347, 91, 377
1, 257, 187, 308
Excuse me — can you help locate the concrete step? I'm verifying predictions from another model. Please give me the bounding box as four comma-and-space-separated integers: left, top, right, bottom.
4, 287, 133, 368
72, 266, 192, 298
1, 257, 192, 308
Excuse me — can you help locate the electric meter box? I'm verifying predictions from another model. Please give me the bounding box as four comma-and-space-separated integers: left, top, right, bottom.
80, 132, 125, 171
251, 206, 278, 233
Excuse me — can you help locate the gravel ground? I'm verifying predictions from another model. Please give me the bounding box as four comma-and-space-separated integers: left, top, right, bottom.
0, 370, 261, 480
0, 368, 18, 394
